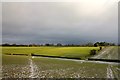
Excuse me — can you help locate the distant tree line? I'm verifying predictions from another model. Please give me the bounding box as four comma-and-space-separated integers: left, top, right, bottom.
1, 42, 116, 47
93, 42, 115, 47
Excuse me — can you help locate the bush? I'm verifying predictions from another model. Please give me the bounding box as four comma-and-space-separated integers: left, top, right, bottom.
99, 47, 102, 50
90, 49, 96, 55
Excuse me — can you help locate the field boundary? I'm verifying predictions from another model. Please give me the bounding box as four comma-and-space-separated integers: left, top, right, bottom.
4, 53, 120, 63
88, 58, 120, 63
31, 53, 81, 60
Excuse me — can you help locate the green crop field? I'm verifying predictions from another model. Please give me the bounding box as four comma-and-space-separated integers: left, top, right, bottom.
2, 47, 99, 59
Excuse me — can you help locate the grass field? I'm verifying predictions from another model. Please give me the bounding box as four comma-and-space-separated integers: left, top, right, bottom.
2, 47, 99, 59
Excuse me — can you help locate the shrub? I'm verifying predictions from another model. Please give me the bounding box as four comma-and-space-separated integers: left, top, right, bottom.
99, 47, 102, 50
90, 49, 96, 55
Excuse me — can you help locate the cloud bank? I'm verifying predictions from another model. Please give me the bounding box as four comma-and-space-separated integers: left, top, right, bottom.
2, 1, 118, 44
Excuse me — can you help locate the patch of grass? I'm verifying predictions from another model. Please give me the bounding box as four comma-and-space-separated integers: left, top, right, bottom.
2, 55, 29, 65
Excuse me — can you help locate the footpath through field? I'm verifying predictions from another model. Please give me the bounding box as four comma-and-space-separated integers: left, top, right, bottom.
29, 57, 39, 78
91, 46, 119, 60
91, 47, 114, 59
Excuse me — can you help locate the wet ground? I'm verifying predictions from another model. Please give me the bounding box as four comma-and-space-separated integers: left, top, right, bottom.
2, 55, 119, 79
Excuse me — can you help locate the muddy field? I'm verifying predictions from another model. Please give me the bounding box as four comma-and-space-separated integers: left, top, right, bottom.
2, 55, 119, 79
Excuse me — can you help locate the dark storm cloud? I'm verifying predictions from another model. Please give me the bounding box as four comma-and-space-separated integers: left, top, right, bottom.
2, 1, 118, 44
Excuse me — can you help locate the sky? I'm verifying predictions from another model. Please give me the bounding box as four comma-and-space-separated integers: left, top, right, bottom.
2, 0, 118, 44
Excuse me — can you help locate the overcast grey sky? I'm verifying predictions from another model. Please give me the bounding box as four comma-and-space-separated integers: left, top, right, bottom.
2, 1, 118, 44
